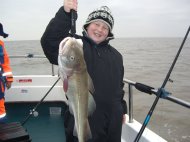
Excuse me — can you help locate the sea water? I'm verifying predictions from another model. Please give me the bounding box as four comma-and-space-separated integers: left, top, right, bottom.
5, 38, 190, 142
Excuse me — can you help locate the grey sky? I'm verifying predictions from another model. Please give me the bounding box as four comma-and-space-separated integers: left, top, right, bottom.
0, 0, 190, 41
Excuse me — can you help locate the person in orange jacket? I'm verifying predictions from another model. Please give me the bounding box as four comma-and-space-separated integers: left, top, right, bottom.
0, 23, 13, 123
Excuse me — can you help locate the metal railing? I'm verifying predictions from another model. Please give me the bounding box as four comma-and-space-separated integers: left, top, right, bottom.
123, 78, 190, 123
9, 53, 56, 76
9, 54, 190, 123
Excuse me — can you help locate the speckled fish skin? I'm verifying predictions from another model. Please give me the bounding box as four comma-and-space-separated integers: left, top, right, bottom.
58, 37, 96, 142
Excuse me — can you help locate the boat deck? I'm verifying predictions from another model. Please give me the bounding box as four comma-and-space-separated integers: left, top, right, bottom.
5, 101, 67, 142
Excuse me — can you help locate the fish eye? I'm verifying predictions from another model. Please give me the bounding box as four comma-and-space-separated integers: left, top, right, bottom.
70, 56, 75, 61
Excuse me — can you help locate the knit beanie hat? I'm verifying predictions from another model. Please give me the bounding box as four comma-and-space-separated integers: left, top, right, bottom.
0, 23, 9, 38
83, 6, 114, 39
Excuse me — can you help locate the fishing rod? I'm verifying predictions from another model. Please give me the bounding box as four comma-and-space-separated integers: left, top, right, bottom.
21, 77, 61, 126
71, 9, 77, 36
22, 8, 77, 126
134, 26, 190, 142
21, 7, 76, 127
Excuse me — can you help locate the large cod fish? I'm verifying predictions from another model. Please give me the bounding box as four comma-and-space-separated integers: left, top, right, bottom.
58, 37, 96, 142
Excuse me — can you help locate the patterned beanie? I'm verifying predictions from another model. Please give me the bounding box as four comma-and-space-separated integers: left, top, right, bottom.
83, 6, 114, 38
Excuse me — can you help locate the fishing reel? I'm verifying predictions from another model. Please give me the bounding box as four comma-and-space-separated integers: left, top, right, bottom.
30, 109, 39, 117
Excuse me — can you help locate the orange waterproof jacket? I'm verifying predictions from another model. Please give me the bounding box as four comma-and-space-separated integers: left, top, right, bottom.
0, 99, 6, 119
0, 40, 13, 119
0, 40, 13, 82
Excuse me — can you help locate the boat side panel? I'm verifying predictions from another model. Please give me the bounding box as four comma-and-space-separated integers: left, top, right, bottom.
5, 75, 67, 102
121, 114, 168, 142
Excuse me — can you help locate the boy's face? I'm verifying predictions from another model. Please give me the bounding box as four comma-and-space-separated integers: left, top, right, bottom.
86, 20, 109, 44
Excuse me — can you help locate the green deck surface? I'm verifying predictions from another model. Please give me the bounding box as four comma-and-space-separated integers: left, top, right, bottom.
5, 102, 67, 142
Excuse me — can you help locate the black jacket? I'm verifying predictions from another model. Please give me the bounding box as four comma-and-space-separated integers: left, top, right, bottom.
41, 7, 127, 114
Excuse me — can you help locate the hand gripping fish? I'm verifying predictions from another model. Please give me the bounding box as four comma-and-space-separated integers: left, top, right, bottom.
58, 37, 96, 142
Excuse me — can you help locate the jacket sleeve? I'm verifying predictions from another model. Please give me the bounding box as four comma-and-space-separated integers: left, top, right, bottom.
41, 6, 72, 65
121, 63, 127, 114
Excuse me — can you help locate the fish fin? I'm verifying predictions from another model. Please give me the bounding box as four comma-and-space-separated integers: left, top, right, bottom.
88, 93, 96, 116
85, 120, 92, 141
87, 73, 96, 116
88, 73, 95, 94
68, 102, 74, 115
73, 123, 78, 137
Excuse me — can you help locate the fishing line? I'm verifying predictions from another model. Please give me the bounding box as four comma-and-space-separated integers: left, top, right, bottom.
134, 26, 190, 142
21, 77, 61, 126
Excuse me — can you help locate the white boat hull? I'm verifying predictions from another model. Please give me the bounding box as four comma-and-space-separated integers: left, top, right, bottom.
5, 75, 66, 102
5, 75, 167, 142
122, 115, 167, 142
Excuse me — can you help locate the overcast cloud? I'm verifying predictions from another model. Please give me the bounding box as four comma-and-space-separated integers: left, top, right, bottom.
0, 0, 190, 41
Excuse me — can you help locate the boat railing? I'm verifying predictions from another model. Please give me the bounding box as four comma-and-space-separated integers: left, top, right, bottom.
9, 54, 190, 123
123, 78, 190, 123
9, 53, 57, 76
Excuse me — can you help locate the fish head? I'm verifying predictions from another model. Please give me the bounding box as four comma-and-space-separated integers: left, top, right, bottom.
58, 37, 85, 75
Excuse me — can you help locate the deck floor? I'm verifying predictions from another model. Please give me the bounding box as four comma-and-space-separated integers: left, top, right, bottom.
5, 102, 67, 142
